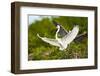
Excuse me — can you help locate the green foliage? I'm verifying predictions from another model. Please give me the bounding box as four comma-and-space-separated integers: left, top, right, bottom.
28, 16, 88, 60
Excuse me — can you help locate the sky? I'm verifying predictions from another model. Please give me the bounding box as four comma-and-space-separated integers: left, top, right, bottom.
28, 16, 41, 25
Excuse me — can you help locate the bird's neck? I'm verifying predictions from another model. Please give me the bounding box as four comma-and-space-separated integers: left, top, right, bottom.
55, 27, 60, 39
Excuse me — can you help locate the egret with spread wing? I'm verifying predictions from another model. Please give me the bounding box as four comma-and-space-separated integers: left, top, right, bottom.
37, 25, 79, 50
52, 21, 87, 42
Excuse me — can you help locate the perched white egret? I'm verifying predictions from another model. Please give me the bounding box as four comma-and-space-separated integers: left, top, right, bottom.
37, 25, 79, 51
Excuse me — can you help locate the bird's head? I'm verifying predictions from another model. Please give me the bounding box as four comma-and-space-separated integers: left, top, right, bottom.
57, 25, 60, 29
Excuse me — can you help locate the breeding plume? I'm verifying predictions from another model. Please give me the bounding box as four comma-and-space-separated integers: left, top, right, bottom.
37, 22, 79, 50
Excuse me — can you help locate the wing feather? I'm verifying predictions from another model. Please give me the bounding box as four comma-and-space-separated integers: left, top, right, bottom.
61, 26, 79, 44
37, 34, 60, 47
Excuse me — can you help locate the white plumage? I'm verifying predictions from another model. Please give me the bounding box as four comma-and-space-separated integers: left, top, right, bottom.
37, 25, 79, 50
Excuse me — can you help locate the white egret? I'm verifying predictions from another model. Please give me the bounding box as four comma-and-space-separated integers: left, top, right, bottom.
37, 25, 79, 50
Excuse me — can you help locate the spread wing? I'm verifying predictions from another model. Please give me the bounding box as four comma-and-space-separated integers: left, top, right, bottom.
61, 26, 79, 44
52, 21, 68, 36
37, 34, 60, 47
